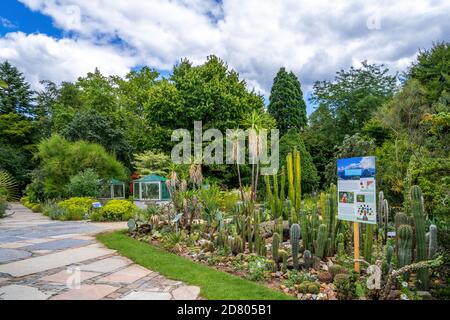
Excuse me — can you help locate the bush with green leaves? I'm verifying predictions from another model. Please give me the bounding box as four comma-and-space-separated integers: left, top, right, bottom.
56, 197, 94, 221
0, 193, 7, 218
90, 199, 136, 221
65, 169, 100, 198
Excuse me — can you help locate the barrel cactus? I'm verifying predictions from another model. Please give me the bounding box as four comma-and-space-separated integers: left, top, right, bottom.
290, 223, 300, 270
303, 249, 312, 269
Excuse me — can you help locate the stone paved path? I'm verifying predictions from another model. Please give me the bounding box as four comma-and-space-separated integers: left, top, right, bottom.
0, 203, 201, 300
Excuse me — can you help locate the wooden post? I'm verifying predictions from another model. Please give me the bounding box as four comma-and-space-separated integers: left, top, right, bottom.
354, 222, 360, 273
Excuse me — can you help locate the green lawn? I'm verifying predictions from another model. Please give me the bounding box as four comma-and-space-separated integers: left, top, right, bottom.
97, 231, 294, 300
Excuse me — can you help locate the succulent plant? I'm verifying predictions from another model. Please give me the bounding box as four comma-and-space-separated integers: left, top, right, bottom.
290, 223, 300, 270
127, 218, 136, 233
272, 232, 280, 263
279, 249, 288, 272
397, 224, 412, 268
428, 224, 437, 260
411, 185, 428, 290
315, 224, 328, 259
303, 249, 313, 269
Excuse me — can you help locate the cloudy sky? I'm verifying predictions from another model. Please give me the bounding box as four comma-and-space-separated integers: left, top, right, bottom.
0, 0, 449, 113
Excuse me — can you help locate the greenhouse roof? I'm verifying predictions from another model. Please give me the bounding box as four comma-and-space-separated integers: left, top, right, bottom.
133, 174, 167, 182
110, 178, 124, 185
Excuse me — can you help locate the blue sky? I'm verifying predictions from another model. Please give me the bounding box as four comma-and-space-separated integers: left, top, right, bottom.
1, 0, 449, 115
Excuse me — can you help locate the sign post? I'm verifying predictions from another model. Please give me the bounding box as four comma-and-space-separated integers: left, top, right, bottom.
336, 156, 376, 273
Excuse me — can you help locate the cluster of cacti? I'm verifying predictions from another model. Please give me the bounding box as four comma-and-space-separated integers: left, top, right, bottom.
382, 244, 394, 274
298, 281, 320, 294
279, 249, 288, 272
314, 224, 328, 259
264, 173, 284, 219
290, 223, 300, 269
300, 205, 320, 252
230, 234, 244, 255
336, 233, 345, 257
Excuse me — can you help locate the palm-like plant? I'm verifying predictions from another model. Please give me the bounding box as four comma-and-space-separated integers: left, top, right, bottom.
240, 110, 276, 201
0, 170, 19, 201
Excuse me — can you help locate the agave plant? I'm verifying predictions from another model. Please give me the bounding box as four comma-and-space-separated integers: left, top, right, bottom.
0, 170, 19, 201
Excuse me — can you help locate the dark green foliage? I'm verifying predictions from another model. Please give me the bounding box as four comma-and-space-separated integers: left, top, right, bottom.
268, 67, 307, 135
65, 169, 100, 198
0, 61, 34, 115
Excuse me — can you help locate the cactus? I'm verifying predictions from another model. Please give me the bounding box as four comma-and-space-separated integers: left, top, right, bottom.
286, 152, 295, 210
230, 235, 243, 255
428, 224, 437, 259
336, 233, 345, 257
315, 224, 328, 259
272, 232, 280, 262
394, 212, 409, 230
383, 199, 389, 242
397, 224, 413, 269
303, 250, 313, 268
290, 223, 300, 270
378, 191, 384, 227
411, 185, 428, 290
383, 245, 394, 274
364, 224, 374, 263
279, 249, 288, 272
294, 148, 301, 211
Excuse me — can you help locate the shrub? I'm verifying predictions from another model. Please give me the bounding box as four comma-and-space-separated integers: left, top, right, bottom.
31, 204, 41, 213
57, 197, 94, 221
42, 202, 68, 220
90, 199, 136, 222
65, 169, 100, 198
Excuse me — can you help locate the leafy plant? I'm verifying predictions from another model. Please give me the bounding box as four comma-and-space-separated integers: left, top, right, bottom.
90, 199, 136, 221
65, 169, 100, 198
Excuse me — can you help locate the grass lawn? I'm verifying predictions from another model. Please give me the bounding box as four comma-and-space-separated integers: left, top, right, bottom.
97, 231, 294, 300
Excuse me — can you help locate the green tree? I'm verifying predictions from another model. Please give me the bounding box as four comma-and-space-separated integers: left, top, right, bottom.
268, 68, 307, 134
132, 150, 172, 176
311, 61, 396, 140
65, 169, 100, 198
34, 134, 126, 198
0, 61, 34, 115
407, 42, 450, 102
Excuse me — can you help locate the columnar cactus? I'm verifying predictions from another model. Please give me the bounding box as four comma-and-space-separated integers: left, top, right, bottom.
378, 191, 384, 227
383, 198, 389, 242
336, 233, 345, 257
383, 244, 394, 274
411, 185, 428, 290
294, 148, 301, 211
315, 224, 328, 259
397, 224, 413, 268
394, 212, 409, 231
279, 249, 288, 273
428, 224, 437, 260
272, 232, 280, 262
303, 250, 312, 268
290, 223, 300, 270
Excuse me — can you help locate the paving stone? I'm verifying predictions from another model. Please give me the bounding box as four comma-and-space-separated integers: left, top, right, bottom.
0, 284, 50, 300
97, 265, 151, 284
120, 291, 172, 300
172, 286, 200, 300
23, 238, 93, 251
80, 256, 131, 273
39, 270, 100, 284
23, 238, 55, 244
0, 242, 29, 249
0, 246, 115, 277
31, 250, 53, 255
50, 284, 118, 300
0, 248, 32, 263
0, 277, 8, 284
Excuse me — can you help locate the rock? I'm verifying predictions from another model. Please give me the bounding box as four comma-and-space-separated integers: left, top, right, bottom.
326, 260, 334, 268
172, 286, 200, 300
317, 292, 328, 300
387, 290, 401, 300
297, 293, 304, 300
417, 291, 433, 300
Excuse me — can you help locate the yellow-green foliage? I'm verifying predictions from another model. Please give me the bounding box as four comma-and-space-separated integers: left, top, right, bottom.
31, 204, 41, 213
91, 199, 136, 221
57, 197, 94, 221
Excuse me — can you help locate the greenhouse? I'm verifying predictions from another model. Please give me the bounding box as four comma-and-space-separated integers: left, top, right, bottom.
132, 174, 170, 201
99, 178, 126, 199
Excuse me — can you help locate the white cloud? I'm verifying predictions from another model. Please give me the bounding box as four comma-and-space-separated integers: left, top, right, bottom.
2, 0, 449, 98
0, 32, 137, 89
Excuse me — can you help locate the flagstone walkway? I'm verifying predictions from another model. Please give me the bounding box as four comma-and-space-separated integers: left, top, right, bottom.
0, 203, 200, 300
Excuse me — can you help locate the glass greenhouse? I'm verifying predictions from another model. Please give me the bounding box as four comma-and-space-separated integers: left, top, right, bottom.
132, 174, 170, 201
99, 178, 126, 199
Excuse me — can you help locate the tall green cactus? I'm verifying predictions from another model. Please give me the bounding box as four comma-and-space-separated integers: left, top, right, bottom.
411, 185, 428, 290
315, 224, 328, 259
428, 224, 437, 260
383, 199, 389, 243
272, 232, 280, 262
364, 224, 374, 263
397, 224, 413, 269
378, 191, 384, 227
336, 233, 345, 257
294, 148, 301, 211
290, 223, 300, 270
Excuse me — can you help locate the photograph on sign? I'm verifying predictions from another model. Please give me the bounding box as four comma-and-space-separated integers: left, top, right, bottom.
337, 156, 376, 224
